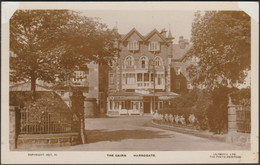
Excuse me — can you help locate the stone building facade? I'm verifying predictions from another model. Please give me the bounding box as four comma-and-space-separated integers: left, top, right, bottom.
107, 28, 179, 116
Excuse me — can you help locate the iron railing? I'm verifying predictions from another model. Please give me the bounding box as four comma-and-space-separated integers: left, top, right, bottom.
236, 106, 251, 133
19, 107, 74, 134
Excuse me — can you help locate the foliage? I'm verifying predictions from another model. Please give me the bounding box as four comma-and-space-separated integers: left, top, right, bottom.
160, 88, 212, 130
230, 87, 251, 107
10, 10, 119, 98
10, 91, 70, 110
10, 91, 79, 133
187, 11, 251, 89
206, 86, 233, 134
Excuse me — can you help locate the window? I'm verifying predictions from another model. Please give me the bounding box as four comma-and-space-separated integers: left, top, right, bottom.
137, 73, 142, 82
123, 74, 127, 84
176, 67, 181, 75
149, 41, 160, 51
123, 73, 135, 85
109, 74, 114, 85
157, 74, 163, 85
154, 57, 161, 66
140, 56, 148, 69
128, 40, 139, 51
176, 80, 181, 89
151, 73, 154, 81
144, 73, 149, 81
125, 56, 134, 67
73, 71, 85, 82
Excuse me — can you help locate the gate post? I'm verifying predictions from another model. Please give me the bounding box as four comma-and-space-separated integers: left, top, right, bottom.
227, 96, 237, 143
9, 106, 19, 150
70, 89, 86, 144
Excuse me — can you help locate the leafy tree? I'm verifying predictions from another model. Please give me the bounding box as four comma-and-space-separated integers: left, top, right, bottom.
187, 11, 251, 89
10, 10, 119, 99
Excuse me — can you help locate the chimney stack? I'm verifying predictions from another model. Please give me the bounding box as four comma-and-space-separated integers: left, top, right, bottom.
179, 36, 189, 49
160, 28, 167, 38
179, 36, 185, 49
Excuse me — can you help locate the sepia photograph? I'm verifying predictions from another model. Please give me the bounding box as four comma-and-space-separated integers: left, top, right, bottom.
1, 1, 259, 164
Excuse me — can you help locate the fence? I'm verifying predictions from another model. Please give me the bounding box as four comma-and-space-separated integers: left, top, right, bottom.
19, 107, 74, 134
236, 106, 251, 133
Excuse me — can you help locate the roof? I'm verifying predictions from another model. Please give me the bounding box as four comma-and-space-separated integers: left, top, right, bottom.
10, 82, 52, 92
172, 44, 193, 61
144, 29, 167, 42
121, 28, 168, 42
121, 28, 145, 41
171, 61, 190, 80
109, 91, 178, 97
52, 82, 89, 92
109, 91, 142, 96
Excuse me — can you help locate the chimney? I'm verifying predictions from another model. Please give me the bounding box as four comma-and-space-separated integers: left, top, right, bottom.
160, 28, 167, 38
179, 36, 185, 49
184, 39, 189, 45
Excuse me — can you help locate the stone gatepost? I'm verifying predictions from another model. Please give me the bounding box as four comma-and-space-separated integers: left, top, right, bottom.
227, 96, 237, 143
9, 106, 18, 150
70, 90, 86, 144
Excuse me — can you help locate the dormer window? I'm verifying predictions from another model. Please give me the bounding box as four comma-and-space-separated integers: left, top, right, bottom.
128, 40, 139, 51
149, 41, 160, 51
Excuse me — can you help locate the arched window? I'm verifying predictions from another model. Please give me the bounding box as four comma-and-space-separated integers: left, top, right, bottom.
140, 56, 148, 69
125, 56, 134, 66
154, 57, 162, 66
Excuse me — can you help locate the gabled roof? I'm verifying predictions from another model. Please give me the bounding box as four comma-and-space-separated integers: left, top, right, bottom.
144, 29, 167, 42
172, 44, 193, 61
121, 28, 145, 41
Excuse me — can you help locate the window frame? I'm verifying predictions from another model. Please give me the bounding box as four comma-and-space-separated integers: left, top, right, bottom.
128, 40, 139, 51
149, 41, 160, 51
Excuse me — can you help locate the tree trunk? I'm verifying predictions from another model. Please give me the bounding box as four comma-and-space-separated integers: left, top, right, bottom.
31, 73, 36, 100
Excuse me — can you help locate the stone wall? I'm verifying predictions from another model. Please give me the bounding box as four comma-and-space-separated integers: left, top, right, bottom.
17, 132, 79, 149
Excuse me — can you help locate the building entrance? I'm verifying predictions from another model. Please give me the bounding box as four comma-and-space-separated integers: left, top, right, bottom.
143, 101, 150, 113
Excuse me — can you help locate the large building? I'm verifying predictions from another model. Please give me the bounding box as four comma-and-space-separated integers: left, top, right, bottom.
53, 62, 99, 117
107, 28, 179, 116
171, 36, 197, 93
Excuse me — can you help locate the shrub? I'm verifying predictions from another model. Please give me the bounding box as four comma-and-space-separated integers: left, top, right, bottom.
158, 88, 211, 130
230, 87, 250, 107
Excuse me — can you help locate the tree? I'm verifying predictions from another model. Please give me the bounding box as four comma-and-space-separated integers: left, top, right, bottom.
10, 10, 119, 99
187, 11, 251, 89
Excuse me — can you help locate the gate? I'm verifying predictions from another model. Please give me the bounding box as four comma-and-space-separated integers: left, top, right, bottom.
236, 106, 251, 133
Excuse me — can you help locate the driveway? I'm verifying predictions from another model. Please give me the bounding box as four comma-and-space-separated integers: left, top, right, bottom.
50, 115, 248, 151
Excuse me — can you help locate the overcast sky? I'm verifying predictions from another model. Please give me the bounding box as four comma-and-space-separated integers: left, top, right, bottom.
80, 10, 196, 43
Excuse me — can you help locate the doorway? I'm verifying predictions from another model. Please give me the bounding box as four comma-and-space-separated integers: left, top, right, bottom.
143, 101, 150, 113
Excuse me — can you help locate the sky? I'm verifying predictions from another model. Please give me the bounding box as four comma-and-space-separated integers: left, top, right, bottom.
80, 10, 196, 43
